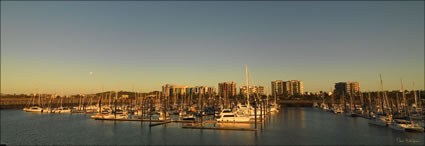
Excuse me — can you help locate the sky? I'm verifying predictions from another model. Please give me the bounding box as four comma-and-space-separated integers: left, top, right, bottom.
1, 1, 424, 95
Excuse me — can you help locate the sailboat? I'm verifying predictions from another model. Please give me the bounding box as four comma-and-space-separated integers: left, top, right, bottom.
368, 74, 392, 127
52, 92, 71, 113
270, 88, 280, 112
25, 92, 43, 112
231, 65, 262, 120
320, 96, 329, 111
388, 79, 425, 132
389, 119, 424, 132
91, 92, 105, 119
346, 94, 356, 117
23, 93, 35, 111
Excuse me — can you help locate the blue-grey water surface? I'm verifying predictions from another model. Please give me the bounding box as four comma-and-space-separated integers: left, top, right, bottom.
1, 108, 424, 145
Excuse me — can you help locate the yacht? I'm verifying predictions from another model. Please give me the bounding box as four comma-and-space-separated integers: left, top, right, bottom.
217, 109, 250, 122
85, 106, 98, 113
333, 106, 344, 114
182, 114, 196, 121
368, 115, 391, 127
100, 113, 128, 119
42, 107, 55, 113
24, 106, 43, 112
91, 113, 105, 119
389, 119, 425, 132
53, 107, 72, 113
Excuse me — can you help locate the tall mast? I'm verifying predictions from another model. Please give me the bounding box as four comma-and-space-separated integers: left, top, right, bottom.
367, 92, 372, 118
115, 90, 117, 119
61, 89, 64, 107
379, 74, 386, 115
32, 90, 35, 106
400, 78, 407, 114
38, 90, 41, 106
245, 64, 250, 109
109, 91, 112, 106
400, 79, 405, 107
413, 82, 417, 107
350, 93, 353, 113
331, 86, 334, 105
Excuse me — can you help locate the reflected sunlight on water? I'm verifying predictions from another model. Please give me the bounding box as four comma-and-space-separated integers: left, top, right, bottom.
1, 108, 424, 145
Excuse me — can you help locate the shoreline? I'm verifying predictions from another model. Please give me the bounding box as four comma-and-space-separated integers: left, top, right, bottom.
0, 97, 320, 109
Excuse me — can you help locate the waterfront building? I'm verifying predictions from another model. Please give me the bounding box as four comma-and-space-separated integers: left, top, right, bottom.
162, 84, 189, 97
240, 86, 264, 95
218, 82, 236, 97
163, 84, 215, 97
187, 86, 215, 96
271, 80, 282, 97
334, 82, 360, 96
271, 80, 304, 97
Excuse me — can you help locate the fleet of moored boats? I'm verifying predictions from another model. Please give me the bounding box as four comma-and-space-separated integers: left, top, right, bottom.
22, 69, 424, 133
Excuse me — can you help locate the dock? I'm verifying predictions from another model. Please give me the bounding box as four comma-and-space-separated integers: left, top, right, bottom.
149, 121, 172, 127
182, 125, 257, 131
93, 118, 260, 124
94, 118, 165, 122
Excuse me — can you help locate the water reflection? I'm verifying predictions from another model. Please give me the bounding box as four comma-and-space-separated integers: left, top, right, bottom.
1, 108, 424, 145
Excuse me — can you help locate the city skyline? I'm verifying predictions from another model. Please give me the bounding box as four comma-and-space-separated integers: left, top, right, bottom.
1, 1, 424, 95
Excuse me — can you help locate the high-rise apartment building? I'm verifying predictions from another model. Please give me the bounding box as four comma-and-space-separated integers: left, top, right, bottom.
218, 82, 236, 97
271, 80, 282, 97
162, 84, 189, 97
163, 84, 215, 97
271, 80, 304, 97
334, 82, 360, 96
187, 86, 215, 95
240, 86, 264, 96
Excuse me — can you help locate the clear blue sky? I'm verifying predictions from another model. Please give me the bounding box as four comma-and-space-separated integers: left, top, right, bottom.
1, 1, 424, 95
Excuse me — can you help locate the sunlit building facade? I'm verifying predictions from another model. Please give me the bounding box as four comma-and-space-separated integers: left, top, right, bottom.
187, 86, 215, 96
334, 82, 360, 96
240, 86, 264, 96
218, 82, 236, 97
162, 84, 189, 97
271, 80, 304, 97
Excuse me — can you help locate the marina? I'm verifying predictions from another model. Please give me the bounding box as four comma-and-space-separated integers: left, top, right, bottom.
1, 1, 424, 145
2, 66, 424, 145
1, 107, 424, 145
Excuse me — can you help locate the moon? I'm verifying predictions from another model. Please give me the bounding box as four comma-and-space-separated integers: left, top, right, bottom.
89, 72, 93, 75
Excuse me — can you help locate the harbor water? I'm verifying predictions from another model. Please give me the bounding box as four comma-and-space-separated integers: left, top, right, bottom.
1, 107, 424, 145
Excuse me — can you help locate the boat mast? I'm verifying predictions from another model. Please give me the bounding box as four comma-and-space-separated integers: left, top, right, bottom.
99, 86, 103, 113
38, 90, 41, 106
331, 87, 334, 106
367, 92, 372, 118
379, 74, 386, 115
115, 90, 117, 119
109, 91, 112, 106
400, 78, 408, 116
245, 64, 250, 109
413, 82, 418, 108
350, 92, 353, 113
400, 78, 412, 121
32, 91, 35, 106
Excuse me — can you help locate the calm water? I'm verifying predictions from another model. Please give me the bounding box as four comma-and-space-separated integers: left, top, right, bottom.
1, 108, 424, 145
